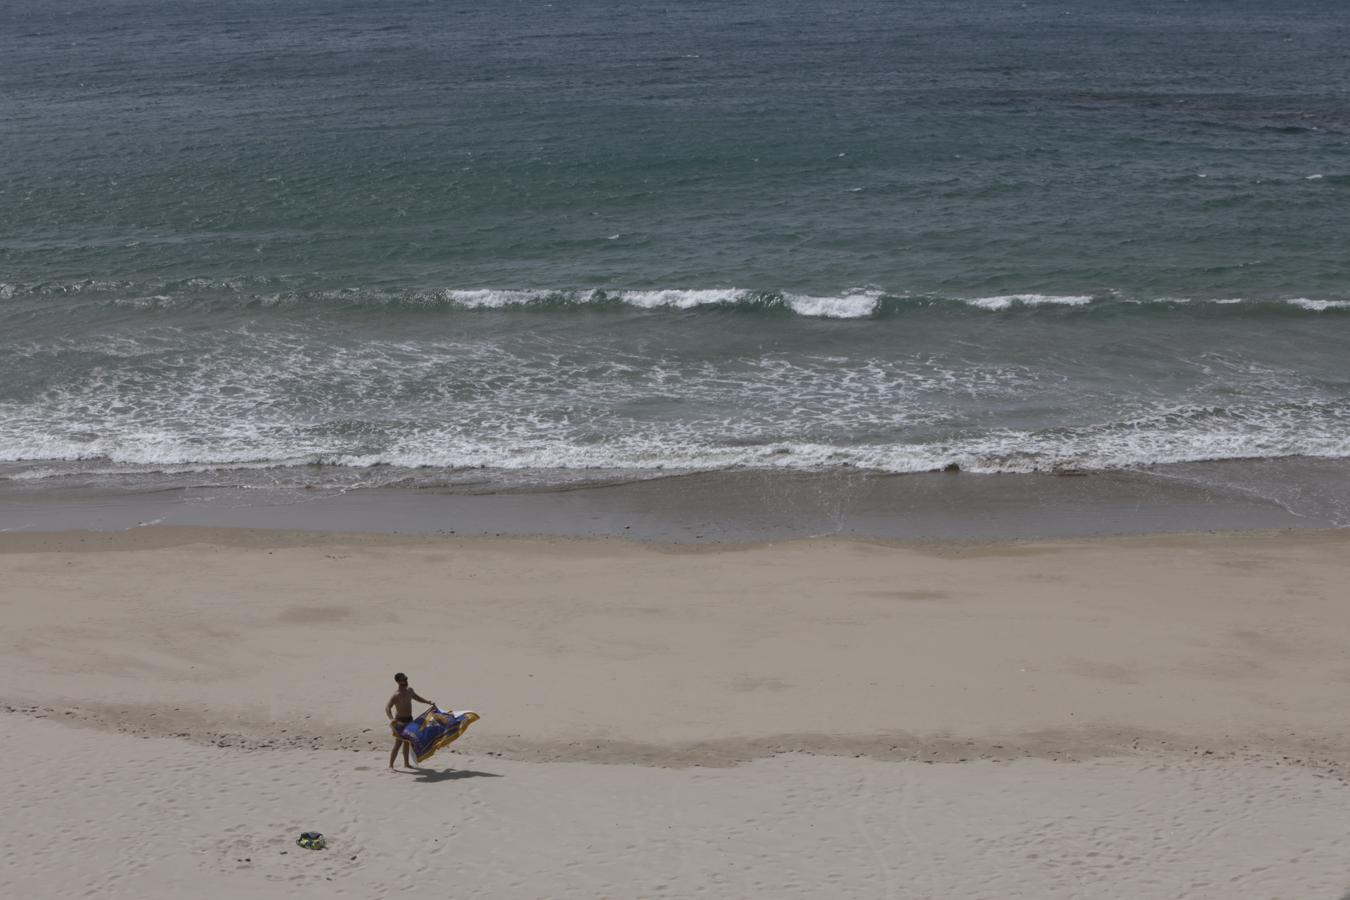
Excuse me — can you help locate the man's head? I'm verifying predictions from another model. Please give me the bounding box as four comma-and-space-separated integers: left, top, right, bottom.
394, 672, 408, 687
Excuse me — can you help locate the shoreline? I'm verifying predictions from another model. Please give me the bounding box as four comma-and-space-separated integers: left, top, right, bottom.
3, 458, 1348, 542
1, 516, 1347, 549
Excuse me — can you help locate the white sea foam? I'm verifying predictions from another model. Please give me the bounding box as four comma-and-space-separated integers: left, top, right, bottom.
430, 291, 1345, 316
4, 398, 1347, 479
3, 288, 1348, 484
441, 287, 881, 316
618, 288, 746, 309
440, 289, 540, 308
1138, 296, 1348, 311
1285, 298, 1350, 311
783, 291, 881, 318
7, 279, 1350, 319
963, 294, 1094, 311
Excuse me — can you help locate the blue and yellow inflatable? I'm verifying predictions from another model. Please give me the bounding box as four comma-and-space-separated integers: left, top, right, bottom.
397, 707, 480, 763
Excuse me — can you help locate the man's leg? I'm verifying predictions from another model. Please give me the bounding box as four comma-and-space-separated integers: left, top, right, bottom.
389, 738, 402, 769
402, 740, 414, 768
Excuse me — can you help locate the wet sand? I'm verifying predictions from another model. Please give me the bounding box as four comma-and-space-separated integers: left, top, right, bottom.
3, 458, 1349, 542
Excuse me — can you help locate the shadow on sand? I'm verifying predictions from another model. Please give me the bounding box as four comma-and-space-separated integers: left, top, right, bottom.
411, 767, 503, 783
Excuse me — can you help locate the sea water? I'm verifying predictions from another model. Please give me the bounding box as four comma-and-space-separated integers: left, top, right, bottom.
2, 0, 1347, 510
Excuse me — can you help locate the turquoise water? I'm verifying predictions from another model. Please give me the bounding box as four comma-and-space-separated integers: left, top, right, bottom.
2, 0, 1348, 484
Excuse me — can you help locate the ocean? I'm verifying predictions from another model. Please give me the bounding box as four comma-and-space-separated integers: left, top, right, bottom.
2, 0, 1348, 528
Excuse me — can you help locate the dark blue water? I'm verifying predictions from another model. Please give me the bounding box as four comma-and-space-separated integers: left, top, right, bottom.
2, 0, 1348, 491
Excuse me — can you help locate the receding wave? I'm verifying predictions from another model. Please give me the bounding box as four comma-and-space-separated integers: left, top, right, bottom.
3, 397, 1347, 481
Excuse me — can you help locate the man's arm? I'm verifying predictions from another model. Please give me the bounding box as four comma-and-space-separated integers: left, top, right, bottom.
385, 695, 397, 720
410, 689, 437, 708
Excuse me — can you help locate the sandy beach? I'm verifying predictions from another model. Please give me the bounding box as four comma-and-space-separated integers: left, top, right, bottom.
3, 526, 1350, 898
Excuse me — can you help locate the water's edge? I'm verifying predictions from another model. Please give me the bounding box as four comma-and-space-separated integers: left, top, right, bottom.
3, 460, 1345, 543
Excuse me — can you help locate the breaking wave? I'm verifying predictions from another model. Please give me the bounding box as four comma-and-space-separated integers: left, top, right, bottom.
3, 280, 1349, 319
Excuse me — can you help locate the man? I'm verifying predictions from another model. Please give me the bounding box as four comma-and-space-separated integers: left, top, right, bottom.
386, 672, 436, 770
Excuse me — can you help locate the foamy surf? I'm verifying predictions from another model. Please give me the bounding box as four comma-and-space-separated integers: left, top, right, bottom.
439, 287, 883, 316
1285, 298, 1350, 311
962, 294, 1094, 311
4, 281, 1350, 318
4, 397, 1347, 481
3, 278, 1348, 495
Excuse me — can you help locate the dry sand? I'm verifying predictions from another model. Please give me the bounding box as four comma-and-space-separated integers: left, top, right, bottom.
3, 527, 1350, 898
